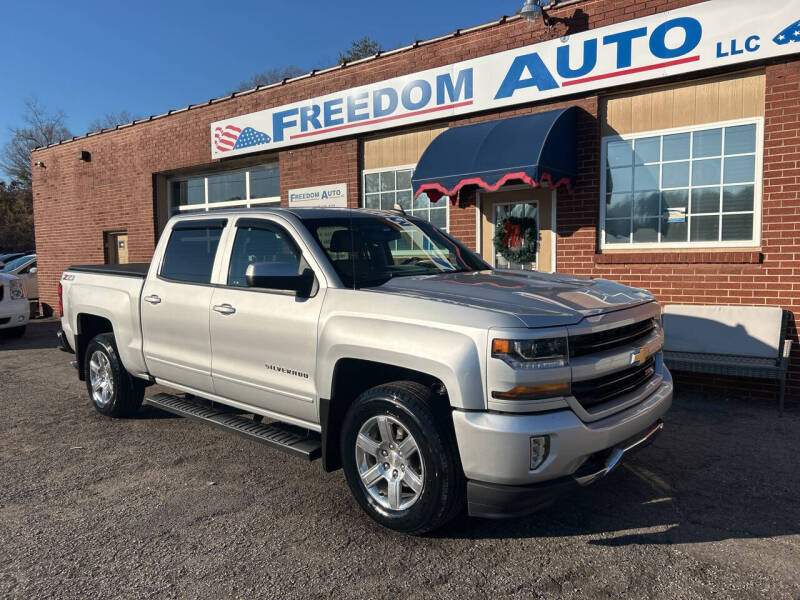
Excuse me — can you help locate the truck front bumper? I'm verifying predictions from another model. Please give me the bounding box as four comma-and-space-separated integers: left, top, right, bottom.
452, 368, 673, 518
466, 420, 663, 518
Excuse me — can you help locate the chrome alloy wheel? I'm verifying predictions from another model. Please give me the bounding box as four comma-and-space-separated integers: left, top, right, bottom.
355, 415, 425, 511
89, 350, 114, 408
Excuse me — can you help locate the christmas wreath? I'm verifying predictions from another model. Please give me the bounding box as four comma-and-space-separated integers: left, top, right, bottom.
493, 216, 538, 264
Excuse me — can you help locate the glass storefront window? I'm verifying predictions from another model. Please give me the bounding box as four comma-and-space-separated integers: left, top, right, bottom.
362, 166, 448, 231
207, 172, 246, 204
187, 178, 205, 205
602, 120, 761, 247
169, 178, 204, 207
169, 164, 279, 214
249, 165, 280, 200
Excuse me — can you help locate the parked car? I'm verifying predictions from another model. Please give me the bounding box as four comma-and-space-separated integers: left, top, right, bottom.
1, 254, 37, 310
57, 208, 671, 534
0, 252, 26, 269
0, 272, 29, 337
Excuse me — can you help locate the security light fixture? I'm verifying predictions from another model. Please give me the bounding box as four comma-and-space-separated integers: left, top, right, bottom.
79, 150, 91, 162
519, 0, 543, 22
520, 0, 557, 24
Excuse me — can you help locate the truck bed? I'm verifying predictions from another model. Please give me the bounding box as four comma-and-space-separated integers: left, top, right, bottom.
67, 263, 150, 278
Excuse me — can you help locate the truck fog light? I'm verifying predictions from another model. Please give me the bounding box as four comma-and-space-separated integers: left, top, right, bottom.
530, 436, 550, 470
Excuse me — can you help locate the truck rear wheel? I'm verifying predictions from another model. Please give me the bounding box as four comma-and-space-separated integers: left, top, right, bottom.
84, 333, 144, 418
340, 381, 465, 535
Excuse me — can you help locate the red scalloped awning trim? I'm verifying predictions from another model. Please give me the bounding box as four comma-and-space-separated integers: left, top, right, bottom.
415, 171, 573, 204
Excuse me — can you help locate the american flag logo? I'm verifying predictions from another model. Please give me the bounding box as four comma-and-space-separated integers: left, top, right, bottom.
774, 20, 800, 45
214, 125, 271, 152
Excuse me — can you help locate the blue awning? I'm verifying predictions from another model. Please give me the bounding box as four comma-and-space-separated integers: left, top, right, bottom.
412, 107, 579, 203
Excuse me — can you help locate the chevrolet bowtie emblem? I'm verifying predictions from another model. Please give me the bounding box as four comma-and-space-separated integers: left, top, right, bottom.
630, 347, 649, 366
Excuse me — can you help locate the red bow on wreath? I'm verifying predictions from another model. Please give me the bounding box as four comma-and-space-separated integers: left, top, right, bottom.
501, 221, 524, 249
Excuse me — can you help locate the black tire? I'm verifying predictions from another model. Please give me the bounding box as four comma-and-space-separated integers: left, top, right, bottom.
3, 326, 26, 338
84, 333, 144, 418
340, 381, 465, 535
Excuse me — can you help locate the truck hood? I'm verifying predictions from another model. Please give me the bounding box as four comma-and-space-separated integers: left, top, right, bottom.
370, 270, 655, 328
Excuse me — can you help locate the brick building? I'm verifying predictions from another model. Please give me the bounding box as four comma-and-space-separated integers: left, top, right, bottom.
31, 0, 800, 399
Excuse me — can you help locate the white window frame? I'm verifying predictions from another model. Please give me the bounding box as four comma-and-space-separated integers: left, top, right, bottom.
599, 117, 764, 250
168, 164, 280, 214
361, 163, 450, 232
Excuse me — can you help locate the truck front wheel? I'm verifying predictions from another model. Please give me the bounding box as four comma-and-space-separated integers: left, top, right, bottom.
340, 381, 465, 535
84, 333, 144, 418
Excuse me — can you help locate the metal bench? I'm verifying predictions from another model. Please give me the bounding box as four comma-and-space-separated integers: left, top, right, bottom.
662, 305, 793, 414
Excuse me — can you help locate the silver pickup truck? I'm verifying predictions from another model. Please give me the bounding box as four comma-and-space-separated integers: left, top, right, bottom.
58, 207, 672, 534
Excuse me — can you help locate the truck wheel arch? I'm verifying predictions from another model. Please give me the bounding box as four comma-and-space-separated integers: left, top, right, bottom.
320, 359, 450, 472
75, 314, 115, 381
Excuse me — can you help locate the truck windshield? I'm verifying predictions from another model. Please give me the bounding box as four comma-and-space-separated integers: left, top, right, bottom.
302, 213, 489, 288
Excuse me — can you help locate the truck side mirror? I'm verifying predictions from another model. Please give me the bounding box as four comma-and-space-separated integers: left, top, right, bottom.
245, 262, 315, 297
28, 267, 37, 275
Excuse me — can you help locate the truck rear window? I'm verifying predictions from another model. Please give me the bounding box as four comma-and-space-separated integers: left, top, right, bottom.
160, 227, 222, 283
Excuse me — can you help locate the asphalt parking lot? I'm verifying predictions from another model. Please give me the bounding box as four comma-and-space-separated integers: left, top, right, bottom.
1, 319, 798, 599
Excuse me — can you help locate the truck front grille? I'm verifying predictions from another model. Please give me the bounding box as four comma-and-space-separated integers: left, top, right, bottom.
569, 318, 656, 358
572, 357, 656, 410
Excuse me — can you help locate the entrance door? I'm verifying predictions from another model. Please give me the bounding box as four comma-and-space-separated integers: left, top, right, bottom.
480, 188, 555, 272
117, 234, 129, 264
104, 231, 129, 264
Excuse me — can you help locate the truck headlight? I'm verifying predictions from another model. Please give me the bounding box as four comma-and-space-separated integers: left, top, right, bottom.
9, 279, 25, 300
491, 337, 568, 369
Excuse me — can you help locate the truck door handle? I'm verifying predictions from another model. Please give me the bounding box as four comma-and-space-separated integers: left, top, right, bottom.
144, 295, 162, 305
213, 304, 236, 315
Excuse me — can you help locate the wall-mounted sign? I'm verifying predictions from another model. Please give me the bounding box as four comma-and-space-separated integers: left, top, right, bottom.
211, 0, 800, 159
288, 183, 348, 208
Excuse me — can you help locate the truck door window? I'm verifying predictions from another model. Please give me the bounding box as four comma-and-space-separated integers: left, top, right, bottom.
160, 226, 223, 283
227, 223, 301, 287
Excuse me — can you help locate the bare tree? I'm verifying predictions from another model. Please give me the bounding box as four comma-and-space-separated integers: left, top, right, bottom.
338, 37, 382, 64
234, 66, 306, 92
0, 180, 34, 251
0, 98, 72, 188
87, 110, 138, 133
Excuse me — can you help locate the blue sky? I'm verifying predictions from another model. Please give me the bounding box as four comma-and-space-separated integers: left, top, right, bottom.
0, 0, 516, 154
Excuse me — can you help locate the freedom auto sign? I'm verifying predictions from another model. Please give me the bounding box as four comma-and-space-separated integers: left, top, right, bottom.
211, 0, 800, 159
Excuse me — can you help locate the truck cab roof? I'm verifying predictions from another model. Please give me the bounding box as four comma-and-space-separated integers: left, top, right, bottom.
169, 206, 414, 222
